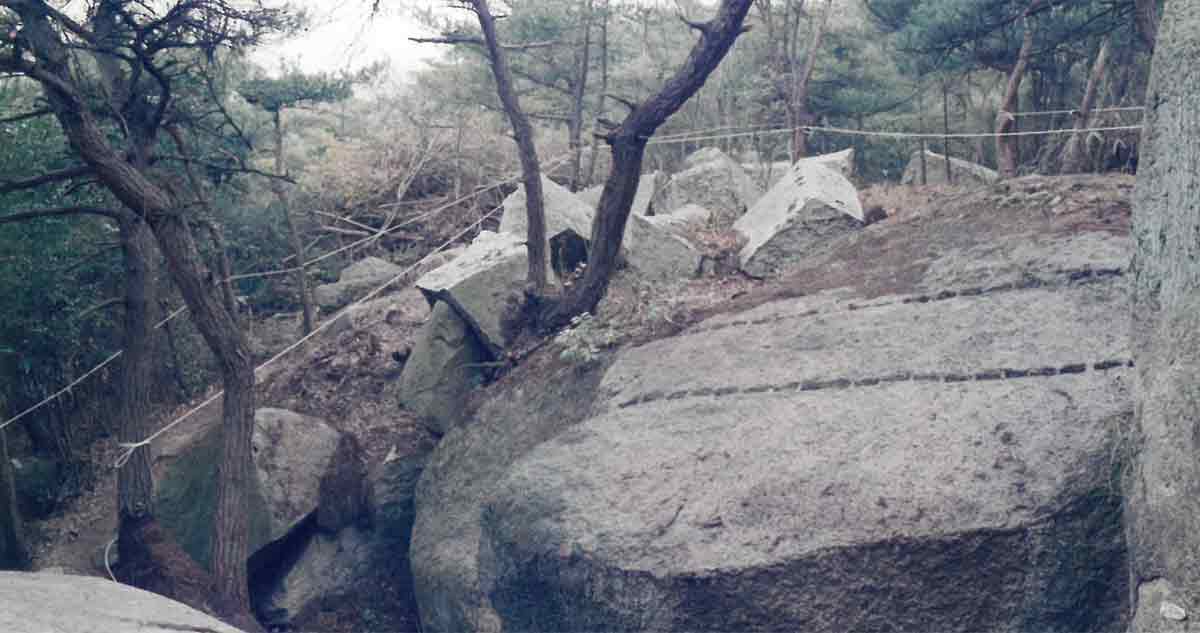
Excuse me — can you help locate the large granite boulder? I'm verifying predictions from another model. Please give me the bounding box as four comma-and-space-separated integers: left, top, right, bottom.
157, 408, 341, 568
397, 301, 489, 434
0, 572, 244, 633
256, 526, 374, 628
314, 256, 405, 310
734, 161, 865, 277
902, 150, 1000, 186
482, 274, 1130, 632
657, 148, 763, 224
745, 149, 855, 189
416, 231, 528, 356
413, 174, 1135, 632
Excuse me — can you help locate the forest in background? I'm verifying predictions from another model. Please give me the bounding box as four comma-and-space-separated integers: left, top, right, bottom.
0, 0, 1158, 626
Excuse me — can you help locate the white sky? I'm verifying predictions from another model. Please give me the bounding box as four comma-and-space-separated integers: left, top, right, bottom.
251, 1, 445, 77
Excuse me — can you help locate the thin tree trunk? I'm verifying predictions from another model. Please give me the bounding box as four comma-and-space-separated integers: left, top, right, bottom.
1060, 35, 1112, 174
160, 299, 191, 399
996, 1, 1043, 179
584, 0, 610, 188
14, 5, 260, 627
568, 0, 595, 192
943, 80, 953, 183
553, 0, 755, 323
272, 110, 314, 335
151, 214, 259, 632
0, 425, 28, 571
790, 0, 832, 162
116, 214, 157, 583
202, 221, 240, 327
472, 0, 547, 295
1134, 0, 1159, 50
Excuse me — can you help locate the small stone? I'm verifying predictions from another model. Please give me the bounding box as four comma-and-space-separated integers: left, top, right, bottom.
1161, 600, 1187, 621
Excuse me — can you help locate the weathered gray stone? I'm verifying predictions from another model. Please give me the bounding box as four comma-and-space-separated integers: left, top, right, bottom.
481, 278, 1130, 632
623, 213, 702, 280
314, 256, 406, 310
397, 301, 488, 434
499, 176, 594, 251
734, 161, 865, 277
253, 408, 343, 545
578, 171, 667, 218
157, 408, 340, 568
257, 526, 374, 628
745, 150, 854, 189
410, 361, 612, 633
416, 231, 527, 356
901, 149, 1000, 186
658, 148, 763, 223
0, 572, 244, 633
1126, 5, 1200, 631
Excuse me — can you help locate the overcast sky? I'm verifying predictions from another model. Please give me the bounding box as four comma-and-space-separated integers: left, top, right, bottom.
251, 1, 445, 77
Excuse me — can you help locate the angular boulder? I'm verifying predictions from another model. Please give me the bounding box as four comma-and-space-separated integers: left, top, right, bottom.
397, 301, 489, 434
578, 171, 667, 218
499, 176, 593, 253
734, 161, 865, 277
482, 278, 1131, 632
416, 231, 528, 356
314, 256, 405, 310
0, 572, 243, 633
658, 148, 763, 224
156, 408, 341, 568
901, 150, 1000, 186
623, 214, 702, 280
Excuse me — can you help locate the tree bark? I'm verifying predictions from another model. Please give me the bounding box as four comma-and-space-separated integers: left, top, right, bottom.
995, 1, 1043, 179
0, 425, 29, 571
1126, 4, 1200, 631
116, 213, 157, 583
552, 0, 755, 323
790, 0, 831, 162
1059, 35, 1111, 174
10, 7, 259, 624
272, 109, 314, 336
471, 0, 548, 295
1134, 0, 1159, 50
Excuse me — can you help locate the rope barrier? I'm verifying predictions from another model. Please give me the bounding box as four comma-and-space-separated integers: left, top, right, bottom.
0, 153, 571, 433
645, 123, 1144, 146
113, 151, 573, 469
1009, 105, 1144, 117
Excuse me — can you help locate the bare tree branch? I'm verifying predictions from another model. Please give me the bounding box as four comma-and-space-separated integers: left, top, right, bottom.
0, 206, 123, 224
0, 165, 93, 195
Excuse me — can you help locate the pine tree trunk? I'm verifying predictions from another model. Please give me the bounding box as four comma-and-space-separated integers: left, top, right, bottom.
552, 0, 754, 322
116, 214, 157, 582
1127, 4, 1200, 631
472, 0, 547, 295
0, 425, 28, 571
996, 1, 1043, 179
273, 110, 314, 336
584, 0, 611, 189
790, 0, 832, 162
1060, 36, 1111, 174
568, 0, 595, 192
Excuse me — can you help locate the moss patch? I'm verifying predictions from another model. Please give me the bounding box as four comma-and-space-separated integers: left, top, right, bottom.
156, 423, 272, 570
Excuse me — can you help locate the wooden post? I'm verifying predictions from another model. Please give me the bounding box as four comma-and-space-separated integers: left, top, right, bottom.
919, 139, 928, 185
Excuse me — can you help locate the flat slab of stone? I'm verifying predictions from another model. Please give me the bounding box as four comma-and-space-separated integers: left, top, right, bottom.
481, 274, 1131, 631
398, 301, 488, 433
0, 572, 244, 633
734, 161, 864, 277
902, 149, 999, 186
416, 231, 527, 356
578, 171, 666, 217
